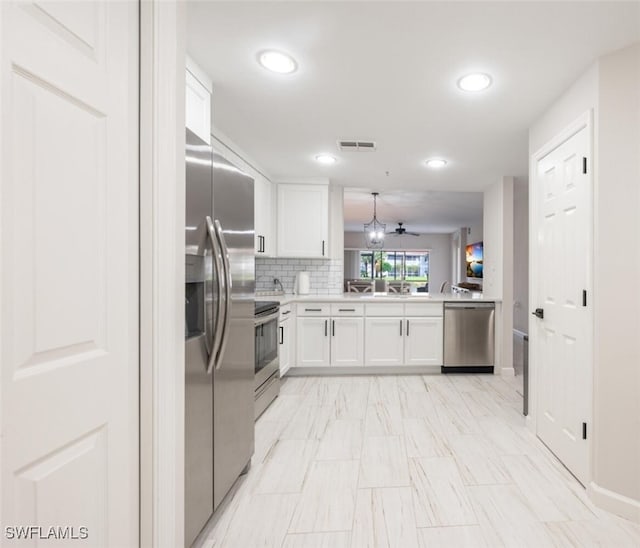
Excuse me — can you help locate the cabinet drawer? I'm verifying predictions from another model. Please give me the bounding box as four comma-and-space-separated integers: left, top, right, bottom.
404, 302, 443, 317
330, 303, 364, 316
279, 303, 293, 321
365, 302, 404, 316
297, 303, 330, 316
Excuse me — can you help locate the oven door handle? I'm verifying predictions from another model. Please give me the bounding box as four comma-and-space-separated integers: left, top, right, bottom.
255, 310, 280, 326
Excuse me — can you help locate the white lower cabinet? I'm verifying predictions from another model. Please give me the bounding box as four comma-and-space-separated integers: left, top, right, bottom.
364, 302, 444, 367
296, 317, 331, 367
364, 317, 404, 366
331, 317, 364, 366
295, 301, 443, 369
279, 317, 292, 376
404, 317, 443, 365
296, 315, 364, 367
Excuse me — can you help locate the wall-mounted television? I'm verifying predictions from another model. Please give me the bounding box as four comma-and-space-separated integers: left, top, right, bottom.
466, 241, 483, 278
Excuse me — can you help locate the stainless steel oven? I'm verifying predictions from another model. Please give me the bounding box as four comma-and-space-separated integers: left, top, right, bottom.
254, 301, 280, 418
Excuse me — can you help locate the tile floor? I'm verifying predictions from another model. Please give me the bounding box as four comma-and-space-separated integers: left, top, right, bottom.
198, 374, 640, 548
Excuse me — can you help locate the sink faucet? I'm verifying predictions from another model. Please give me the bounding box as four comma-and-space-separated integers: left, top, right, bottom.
273, 278, 284, 293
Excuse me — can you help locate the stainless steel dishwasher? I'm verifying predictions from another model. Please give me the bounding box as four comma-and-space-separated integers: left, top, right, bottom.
443, 302, 495, 373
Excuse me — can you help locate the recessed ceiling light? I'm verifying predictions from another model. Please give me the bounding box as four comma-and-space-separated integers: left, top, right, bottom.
457, 73, 492, 92
315, 154, 336, 165
425, 158, 447, 169
258, 50, 297, 74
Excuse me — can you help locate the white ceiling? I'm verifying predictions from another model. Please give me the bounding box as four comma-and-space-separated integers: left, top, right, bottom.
187, 2, 639, 229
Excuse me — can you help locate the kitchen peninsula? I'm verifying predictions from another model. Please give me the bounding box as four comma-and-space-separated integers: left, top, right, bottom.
258, 293, 501, 377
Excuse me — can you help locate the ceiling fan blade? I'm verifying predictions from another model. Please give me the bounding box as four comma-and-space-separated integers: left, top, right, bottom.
407, 232, 420, 236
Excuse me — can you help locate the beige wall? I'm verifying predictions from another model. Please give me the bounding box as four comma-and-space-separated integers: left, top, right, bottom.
529, 42, 640, 520
513, 177, 529, 333
593, 42, 640, 508
483, 177, 514, 373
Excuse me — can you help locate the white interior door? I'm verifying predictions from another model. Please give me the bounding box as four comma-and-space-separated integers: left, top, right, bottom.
533, 121, 591, 485
1, 2, 139, 545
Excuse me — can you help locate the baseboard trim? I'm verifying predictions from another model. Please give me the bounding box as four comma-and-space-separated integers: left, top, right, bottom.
588, 481, 640, 524
287, 365, 442, 376
442, 366, 494, 374
501, 367, 516, 376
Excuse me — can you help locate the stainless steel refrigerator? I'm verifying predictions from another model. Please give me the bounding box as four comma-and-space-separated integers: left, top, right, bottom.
184, 128, 255, 547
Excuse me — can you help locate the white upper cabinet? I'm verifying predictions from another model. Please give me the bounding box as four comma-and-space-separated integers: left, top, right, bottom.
254, 175, 275, 256
185, 56, 212, 144
277, 182, 329, 258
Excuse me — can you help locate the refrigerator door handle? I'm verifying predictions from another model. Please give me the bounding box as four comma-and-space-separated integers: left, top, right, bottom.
206, 216, 225, 374
213, 219, 233, 370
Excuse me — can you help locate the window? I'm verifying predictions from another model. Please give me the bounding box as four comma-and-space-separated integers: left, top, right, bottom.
358, 250, 429, 282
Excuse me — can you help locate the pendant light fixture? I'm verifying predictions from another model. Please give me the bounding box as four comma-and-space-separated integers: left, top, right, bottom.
364, 192, 386, 249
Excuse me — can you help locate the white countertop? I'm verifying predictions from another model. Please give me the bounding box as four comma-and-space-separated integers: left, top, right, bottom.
256, 292, 500, 305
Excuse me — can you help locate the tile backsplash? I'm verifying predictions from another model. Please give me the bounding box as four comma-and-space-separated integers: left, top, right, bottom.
256, 257, 344, 295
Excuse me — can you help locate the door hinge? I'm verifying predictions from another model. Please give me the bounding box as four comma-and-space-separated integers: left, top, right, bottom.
582, 290, 587, 307
582, 157, 587, 174
582, 422, 587, 440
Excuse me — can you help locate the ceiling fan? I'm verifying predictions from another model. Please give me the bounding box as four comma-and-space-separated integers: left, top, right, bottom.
387, 222, 420, 236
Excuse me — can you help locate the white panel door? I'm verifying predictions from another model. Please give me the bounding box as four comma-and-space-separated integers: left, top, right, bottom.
296, 317, 330, 367
364, 318, 404, 366
533, 123, 591, 485
331, 317, 364, 366
1, 2, 139, 545
404, 317, 443, 366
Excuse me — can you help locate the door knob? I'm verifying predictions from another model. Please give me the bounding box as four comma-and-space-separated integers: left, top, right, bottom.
532, 308, 544, 319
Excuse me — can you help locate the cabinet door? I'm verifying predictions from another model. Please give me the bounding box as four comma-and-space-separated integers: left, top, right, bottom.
277, 184, 329, 258
296, 317, 330, 367
404, 317, 443, 365
254, 176, 274, 256
364, 318, 404, 366
279, 319, 291, 376
331, 317, 364, 366
185, 69, 211, 144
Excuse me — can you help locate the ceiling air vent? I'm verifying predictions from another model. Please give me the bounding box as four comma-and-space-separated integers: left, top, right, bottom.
337, 140, 377, 151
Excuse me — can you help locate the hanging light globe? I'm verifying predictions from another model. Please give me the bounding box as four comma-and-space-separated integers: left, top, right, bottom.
363, 192, 386, 250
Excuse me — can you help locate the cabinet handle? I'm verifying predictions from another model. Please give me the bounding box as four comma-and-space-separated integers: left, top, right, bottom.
332, 320, 335, 337
406, 319, 410, 336
322, 240, 325, 256
305, 308, 322, 312
279, 325, 284, 345
338, 308, 355, 312
400, 319, 403, 336
261, 236, 265, 253
324, 319, 328, 337
281, 310, 290, 315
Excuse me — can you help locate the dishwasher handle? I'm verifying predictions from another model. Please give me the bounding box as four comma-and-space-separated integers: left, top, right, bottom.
444, 302, 495, 310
